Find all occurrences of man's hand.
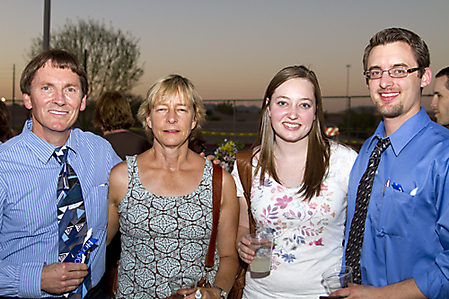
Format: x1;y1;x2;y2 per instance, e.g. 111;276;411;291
330;283;368;298
329;279;426;299
41;262;88;294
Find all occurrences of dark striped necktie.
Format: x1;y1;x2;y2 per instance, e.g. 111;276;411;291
345;137;391;284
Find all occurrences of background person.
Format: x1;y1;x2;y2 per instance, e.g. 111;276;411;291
0;101;14;144
234;65;357;298
430;66;449;128
335;28;449;299
107;74;239;298
0;49;121;298
188;129;207;154
93;90;152;159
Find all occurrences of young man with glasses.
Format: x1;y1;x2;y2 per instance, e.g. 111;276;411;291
333;28;449;299
430;66;449;128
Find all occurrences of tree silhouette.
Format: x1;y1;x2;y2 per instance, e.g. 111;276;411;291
28;18;144;101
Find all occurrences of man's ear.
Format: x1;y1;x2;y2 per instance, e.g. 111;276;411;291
420;67;432;89
79;95;87;112
23;93;32;110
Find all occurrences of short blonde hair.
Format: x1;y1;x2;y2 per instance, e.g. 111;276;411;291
137;74;206;140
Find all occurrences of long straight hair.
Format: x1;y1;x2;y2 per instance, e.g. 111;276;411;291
252;65;330;201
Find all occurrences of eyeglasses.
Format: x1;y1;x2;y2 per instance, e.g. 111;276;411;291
364;66;420;80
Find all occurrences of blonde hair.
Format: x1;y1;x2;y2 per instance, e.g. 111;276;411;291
137;74;206;140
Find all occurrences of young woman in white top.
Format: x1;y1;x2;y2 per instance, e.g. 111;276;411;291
233;65;357;298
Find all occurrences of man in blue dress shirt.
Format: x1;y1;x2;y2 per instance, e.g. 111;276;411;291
333;28;449;299
0;49;121;298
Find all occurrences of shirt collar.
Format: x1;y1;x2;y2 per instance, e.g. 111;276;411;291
370;107;430;156
22;119;78;164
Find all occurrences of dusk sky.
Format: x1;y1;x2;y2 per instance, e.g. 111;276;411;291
0;0;448;112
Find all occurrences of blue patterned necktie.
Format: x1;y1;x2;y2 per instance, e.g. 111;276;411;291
54;146;91;298
345;137;391;284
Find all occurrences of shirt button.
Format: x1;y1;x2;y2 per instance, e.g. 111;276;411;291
377;230;385;237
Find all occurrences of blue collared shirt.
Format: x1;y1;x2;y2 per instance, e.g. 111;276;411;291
344;107;449;299
0;119;121;298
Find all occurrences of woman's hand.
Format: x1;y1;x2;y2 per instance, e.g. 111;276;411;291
237;235;254;264
184;287;221;299
200;153;225;169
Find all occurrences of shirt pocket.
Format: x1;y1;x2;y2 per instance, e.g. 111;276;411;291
374;186;417;237
84;183;109;232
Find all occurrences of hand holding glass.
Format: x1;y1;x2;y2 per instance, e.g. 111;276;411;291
246;233;273;274
168;274;198;298
321;265;353;295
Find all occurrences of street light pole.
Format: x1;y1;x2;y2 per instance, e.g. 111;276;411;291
12;64;15;128
43;0;51;50
346;64;351;139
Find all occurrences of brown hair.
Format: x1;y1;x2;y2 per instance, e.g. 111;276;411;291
362;27;430;81
93;91;135;131
253;65;330;201
20;49;88;97
436;66;449;90
137;74;206;140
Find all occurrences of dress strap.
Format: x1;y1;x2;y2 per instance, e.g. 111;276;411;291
125;155;138;185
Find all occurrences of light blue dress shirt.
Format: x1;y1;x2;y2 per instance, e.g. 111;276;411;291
0;119;121;298
344;108;449;299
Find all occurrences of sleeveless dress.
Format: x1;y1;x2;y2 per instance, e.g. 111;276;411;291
116;156;219;298
232;143;358;298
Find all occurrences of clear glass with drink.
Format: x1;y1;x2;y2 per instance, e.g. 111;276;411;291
321;265;353;295
246;233;274;274
168;274;198;298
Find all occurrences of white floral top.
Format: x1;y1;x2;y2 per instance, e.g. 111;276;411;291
232;142;357;298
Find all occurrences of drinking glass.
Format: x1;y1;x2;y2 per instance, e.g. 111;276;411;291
168;274;198;298
321;265;353;295
246;233;274;274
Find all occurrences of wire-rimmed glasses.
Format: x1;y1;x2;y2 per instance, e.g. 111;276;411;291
364;66;420;80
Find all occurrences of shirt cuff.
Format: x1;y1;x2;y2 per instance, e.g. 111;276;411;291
19;262;44;298
413;264;449;299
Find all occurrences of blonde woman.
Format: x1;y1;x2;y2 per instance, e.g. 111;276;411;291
107;74;239;298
